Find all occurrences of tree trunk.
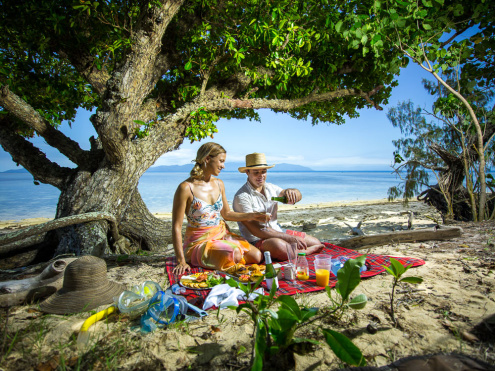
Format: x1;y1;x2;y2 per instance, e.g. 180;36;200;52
119;189;173;252
53;161;174;256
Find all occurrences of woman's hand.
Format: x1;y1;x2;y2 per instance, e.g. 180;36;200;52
173;261;191;275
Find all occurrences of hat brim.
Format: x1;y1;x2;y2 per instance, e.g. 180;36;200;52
238;164;275;173
39;281;125;315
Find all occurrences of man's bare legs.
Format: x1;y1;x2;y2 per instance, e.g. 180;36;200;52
304;235;325;255
259;235;324;261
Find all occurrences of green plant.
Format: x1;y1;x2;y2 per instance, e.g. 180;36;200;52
383;258;423;325
227;256;369;370
325;255;368;320
228;277;318;370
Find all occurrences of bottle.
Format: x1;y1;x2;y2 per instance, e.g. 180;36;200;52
264;251;279;291
296;252;309;280
271;196;288;203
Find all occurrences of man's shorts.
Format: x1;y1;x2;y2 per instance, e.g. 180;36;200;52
254;229;307;248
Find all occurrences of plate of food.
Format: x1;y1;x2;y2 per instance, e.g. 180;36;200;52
224;264;266;284
179;272;225;290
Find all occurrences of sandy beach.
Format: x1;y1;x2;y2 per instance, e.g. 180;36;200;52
1;200;494;370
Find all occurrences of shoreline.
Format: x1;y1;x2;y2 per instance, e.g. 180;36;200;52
0;198;397;229
0;199;432;239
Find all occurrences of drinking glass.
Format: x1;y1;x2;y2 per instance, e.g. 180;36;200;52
261;200;276;231
285;242;302;288
314;255;332;287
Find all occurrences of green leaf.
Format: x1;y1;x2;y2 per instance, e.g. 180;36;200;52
348;294;367;310
276;295;302;320
423;23;432;30
253;321;268;371
382;265;396;277
226;278;239;288
335;20;343;33
335;256;365;301
400;276;423;284
292;337;320;345
389;258;406;276
184;61;192;70
300;307;318;322
322;329;366;366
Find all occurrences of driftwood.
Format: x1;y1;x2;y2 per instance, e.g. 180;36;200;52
338;226;463;250
0;257;78;307
0;212;130;255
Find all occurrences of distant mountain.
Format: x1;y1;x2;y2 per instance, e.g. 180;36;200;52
147;162;313;173
2;168;29;173
2;163;313;174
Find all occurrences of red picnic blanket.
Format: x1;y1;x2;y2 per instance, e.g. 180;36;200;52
165;242;425;305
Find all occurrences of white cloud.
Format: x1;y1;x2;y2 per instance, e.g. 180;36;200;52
153;148;197;166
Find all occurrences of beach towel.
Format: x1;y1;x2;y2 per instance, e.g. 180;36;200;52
165;242;425;305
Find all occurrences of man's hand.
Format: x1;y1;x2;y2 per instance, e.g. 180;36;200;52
251;211;271;223
289;236;307;250
173;261;191;275
284;189;302;205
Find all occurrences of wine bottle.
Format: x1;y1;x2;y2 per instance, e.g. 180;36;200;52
271;196;288;203
263;251;279;291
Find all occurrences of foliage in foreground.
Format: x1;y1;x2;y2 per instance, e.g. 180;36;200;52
228;256;368;370
383;258;423;325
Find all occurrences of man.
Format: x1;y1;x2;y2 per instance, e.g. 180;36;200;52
233;153;324;261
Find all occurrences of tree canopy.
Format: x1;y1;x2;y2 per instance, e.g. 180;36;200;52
0;0;409;255
1;0;402;154
6;0;493;255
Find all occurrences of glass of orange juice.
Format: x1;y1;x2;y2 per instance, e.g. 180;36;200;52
314;255;332;287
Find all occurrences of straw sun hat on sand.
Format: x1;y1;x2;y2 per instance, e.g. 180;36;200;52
40;255;125;315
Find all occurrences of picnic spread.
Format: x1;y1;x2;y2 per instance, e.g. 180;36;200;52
165;242;425;307
23;242;424;338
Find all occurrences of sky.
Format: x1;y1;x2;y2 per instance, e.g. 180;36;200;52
0;63;436;172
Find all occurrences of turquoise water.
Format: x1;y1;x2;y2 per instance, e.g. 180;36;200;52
0;171;415;221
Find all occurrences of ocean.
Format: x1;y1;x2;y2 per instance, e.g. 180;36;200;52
0;171;415;221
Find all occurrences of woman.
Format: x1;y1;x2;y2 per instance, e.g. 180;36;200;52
172;143;267;275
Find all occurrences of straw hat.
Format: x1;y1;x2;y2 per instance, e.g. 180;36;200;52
39;256;125;314
238;153;275;173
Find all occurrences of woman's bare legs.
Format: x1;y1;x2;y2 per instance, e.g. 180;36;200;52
235;245;263;264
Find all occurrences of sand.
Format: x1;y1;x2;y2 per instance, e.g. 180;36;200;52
1;200;494;370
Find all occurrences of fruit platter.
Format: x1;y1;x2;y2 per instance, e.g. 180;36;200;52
179;272;225;290
224;263;266;283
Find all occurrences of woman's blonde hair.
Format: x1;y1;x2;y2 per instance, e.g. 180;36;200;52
190;142;226;180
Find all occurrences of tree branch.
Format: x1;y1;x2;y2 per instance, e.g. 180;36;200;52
200;55;224;98
93;0;185;164
57;49;110;96
148;85;384;153
0;84;91;167
0;118;73;189
203;85;385;111
439;27;469;48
